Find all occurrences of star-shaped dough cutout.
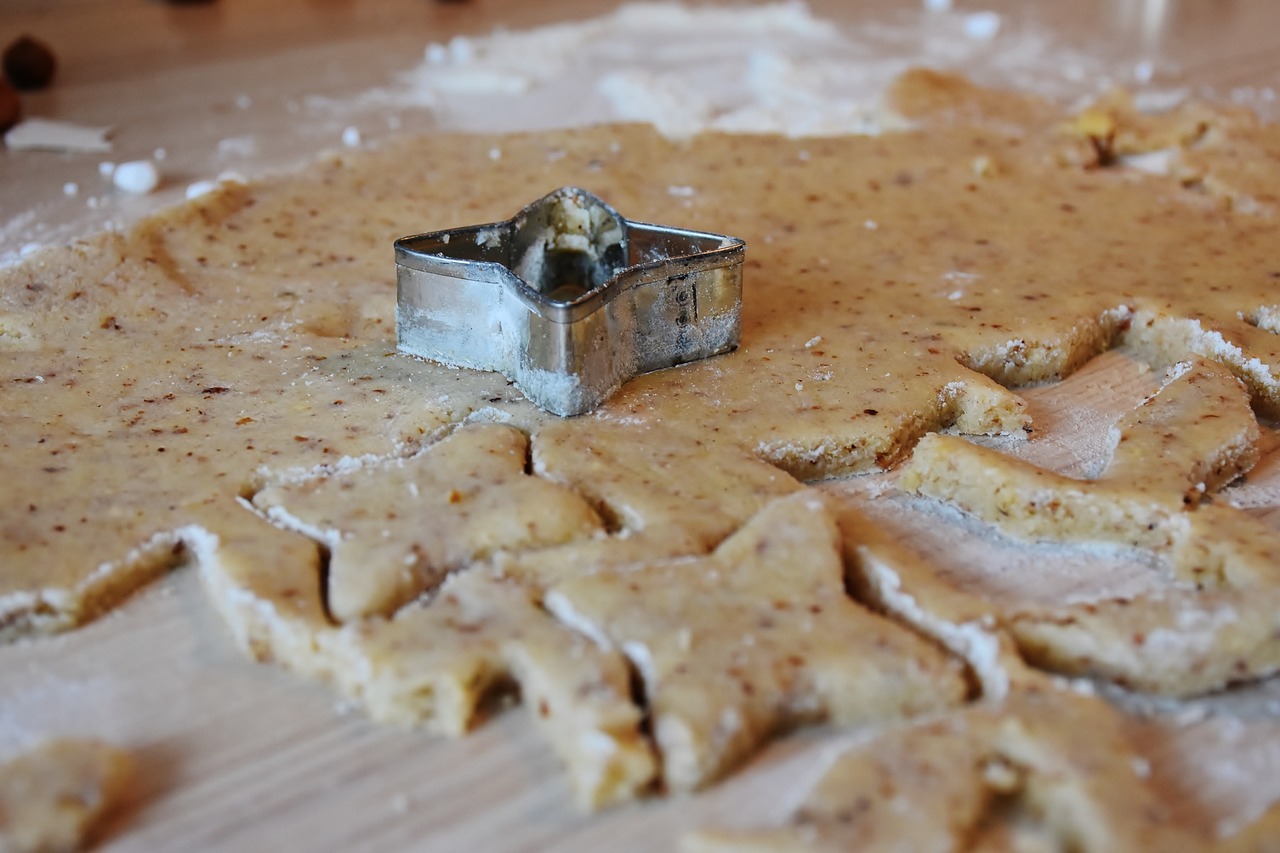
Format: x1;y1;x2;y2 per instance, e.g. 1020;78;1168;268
253;424;603;621
544;492;968;791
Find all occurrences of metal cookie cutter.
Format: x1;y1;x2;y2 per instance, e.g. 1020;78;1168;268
395;186;744;416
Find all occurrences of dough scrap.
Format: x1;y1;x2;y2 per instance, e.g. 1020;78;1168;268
192;502;652;811
338;568;657;810
1125;310;1280;421
899;358;1280;694
1007;584;1280;696
684;686;1196;852
0;739;132;853
495;418;806;586
1100;359;1260;501
253;423;603;621
902;357;1262;573
533;419;802;550
902;432;1184;552
544;492;969;792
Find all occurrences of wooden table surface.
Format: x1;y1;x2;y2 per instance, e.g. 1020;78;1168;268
2;2;1280;850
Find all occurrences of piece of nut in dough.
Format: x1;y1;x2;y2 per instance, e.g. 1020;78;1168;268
545;492;968;792
0;739;132;853
1064;88;1244;165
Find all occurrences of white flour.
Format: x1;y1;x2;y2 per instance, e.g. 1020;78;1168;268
376;1;1114;138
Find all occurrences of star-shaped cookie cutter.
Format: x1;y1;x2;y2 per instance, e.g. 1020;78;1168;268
395;186;745;416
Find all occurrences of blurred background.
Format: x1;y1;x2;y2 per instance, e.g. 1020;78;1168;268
2;0;1278;260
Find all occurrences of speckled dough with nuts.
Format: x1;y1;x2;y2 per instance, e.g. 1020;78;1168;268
4;70;1280;846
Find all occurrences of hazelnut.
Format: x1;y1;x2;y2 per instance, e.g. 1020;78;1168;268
3;35;57;91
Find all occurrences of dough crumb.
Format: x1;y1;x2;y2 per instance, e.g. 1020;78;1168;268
0;739;133;853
